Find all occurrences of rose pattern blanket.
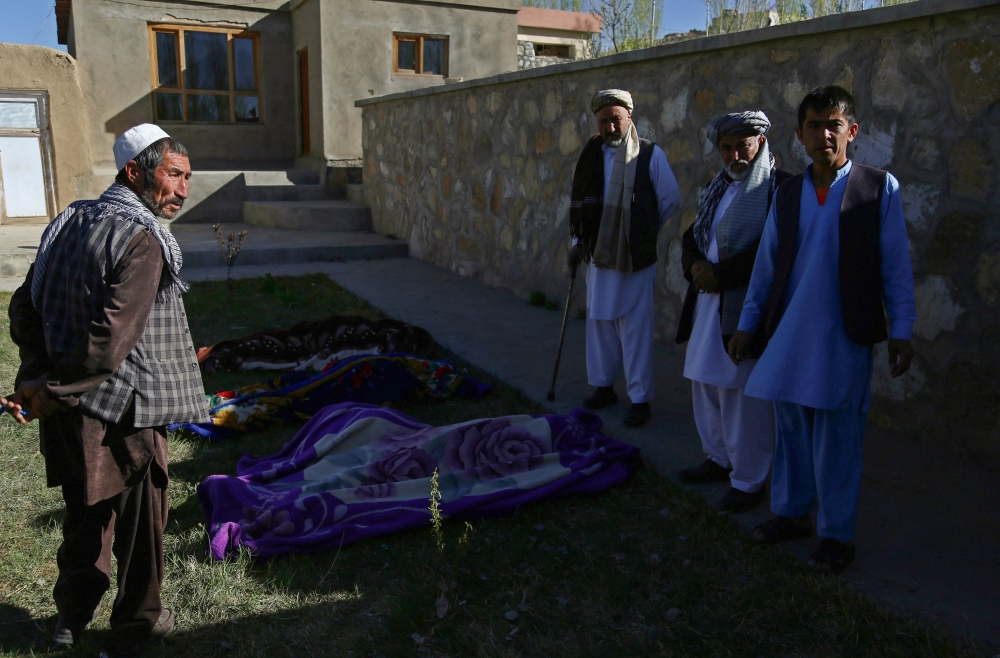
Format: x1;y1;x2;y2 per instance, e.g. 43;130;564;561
170;353;490;441
197;402;641;559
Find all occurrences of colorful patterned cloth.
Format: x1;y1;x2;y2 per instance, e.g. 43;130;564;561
170;353;490;441
197;403;641;559
198;315;435;373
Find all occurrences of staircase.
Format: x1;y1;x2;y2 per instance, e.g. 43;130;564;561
0;167;405;287
169;167;406;271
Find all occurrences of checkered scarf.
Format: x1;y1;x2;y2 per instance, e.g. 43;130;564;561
32;183;188;307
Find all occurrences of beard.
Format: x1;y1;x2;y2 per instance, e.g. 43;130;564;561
604;133;624;148
726;159;751;181
140;188;184;219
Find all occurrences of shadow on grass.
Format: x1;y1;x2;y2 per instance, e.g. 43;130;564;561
32;507;66;529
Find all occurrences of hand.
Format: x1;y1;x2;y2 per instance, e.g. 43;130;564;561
566;243;583;278
0;394;30;425
690;260;720;294
727;330;754;366
11;376;65;422
887;338;914;378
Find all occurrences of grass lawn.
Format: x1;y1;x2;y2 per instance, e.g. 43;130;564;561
0;274;987;657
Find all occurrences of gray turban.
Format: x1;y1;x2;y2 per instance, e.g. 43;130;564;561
706;111;771;146
592;89;633;114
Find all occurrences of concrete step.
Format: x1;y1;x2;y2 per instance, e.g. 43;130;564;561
245;184;342;202
243;169;320;186
172;223;407;269
346;183;366;206
243;200;372;231
166;169;324;224
0;224;45;279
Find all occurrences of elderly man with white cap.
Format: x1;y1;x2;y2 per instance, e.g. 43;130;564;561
674;111;792;513
567;89;682;427
3;125;208;657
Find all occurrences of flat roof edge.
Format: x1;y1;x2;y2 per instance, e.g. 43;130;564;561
356;0;1000;107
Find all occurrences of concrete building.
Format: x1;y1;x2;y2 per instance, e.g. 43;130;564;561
517;6;601;69
0;0;521;225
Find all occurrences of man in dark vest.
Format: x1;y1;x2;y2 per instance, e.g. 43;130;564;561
3;124;209;657
567;89;681;428
728;87;916;573
675;111;792;514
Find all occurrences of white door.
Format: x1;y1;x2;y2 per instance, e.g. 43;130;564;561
0;97;51;222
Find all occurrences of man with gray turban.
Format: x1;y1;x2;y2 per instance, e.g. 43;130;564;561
674;111;791;513
3;124;207;656
568;89;682;427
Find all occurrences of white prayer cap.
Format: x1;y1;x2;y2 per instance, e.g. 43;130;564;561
113;124;171;171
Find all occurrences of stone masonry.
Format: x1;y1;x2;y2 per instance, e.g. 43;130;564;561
360;0;1000;467
518;40;577;70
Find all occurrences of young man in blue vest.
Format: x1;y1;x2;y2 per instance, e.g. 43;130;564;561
567;89;682;428
728;86;916;573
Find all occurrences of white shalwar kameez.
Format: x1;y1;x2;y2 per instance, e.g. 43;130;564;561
683;178;774;493
585;143;681;404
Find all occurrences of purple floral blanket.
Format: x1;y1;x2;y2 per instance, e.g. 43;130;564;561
197;403;640;559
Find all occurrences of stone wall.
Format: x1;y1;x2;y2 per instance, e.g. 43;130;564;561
359;0;1000;466
517;41;573;71
518;40;578;70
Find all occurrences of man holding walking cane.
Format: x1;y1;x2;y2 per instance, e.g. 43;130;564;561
566;89;681;427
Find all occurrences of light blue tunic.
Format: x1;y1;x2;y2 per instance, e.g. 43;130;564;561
737;161;916;411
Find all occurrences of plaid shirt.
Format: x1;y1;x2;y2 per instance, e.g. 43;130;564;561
38;208;208;426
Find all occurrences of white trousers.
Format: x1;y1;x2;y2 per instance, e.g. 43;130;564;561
691;380;775;492
586;298;655;404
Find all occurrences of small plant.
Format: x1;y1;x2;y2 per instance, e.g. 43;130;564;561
544;299;559;310
259;273;278;294
258;272;309;309
528;291;547;307
212;224;249;288
428;468;474;620
576;309;587;320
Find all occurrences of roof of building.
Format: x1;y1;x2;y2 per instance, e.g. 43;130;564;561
517;7;602;34
56;0;71;45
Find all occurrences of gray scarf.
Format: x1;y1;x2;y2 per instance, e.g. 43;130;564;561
32;183;188;307
693;140;774;335
592;122;641;274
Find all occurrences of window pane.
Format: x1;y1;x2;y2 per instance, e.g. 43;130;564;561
423;39;445;75
155;32;178;86
185;31;230;91
397;39;416;71
234;37;256;91
187;94;230;122
155;92;183;121
0;101;38;129
235;96;259;122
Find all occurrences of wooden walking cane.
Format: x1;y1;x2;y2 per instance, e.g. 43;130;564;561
546;264;577;402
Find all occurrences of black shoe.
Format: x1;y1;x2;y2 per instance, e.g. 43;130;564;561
751;515;812;544
622;402;650;427
677;458;732;484
717;486;766;513
583;386;618;410
807;538;856;574
51;605;101;651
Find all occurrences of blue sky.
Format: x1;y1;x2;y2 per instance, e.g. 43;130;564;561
0;0;66;51
0;0;706;52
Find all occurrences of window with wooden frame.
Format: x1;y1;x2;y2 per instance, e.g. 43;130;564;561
392;34;448;77
149;24;262;123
